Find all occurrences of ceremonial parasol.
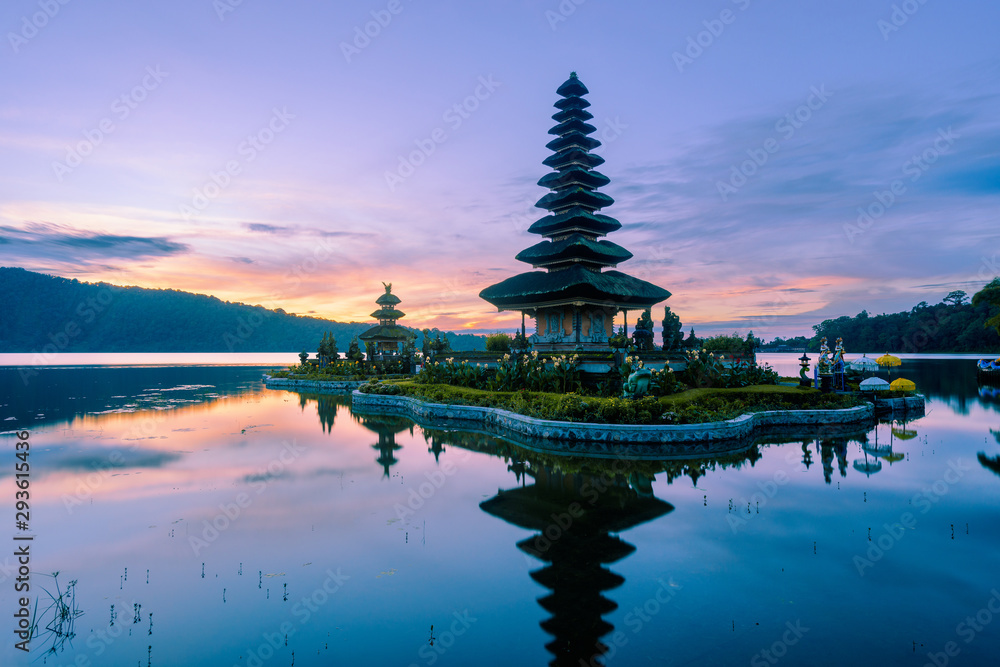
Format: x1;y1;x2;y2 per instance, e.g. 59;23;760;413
860;377;890;391
889;378;916;392
849;355;879;372
876;353;902;368
853;450;883;477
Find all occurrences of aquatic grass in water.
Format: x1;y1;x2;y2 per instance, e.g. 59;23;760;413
29;572;84;659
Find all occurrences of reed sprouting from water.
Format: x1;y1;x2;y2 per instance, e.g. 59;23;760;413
30;572;85;658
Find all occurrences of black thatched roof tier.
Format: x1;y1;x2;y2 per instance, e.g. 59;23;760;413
517;534;636;565
535;186;614;212
553;95;590;111
537;166;610;191
370;308;405;320
548;118;597;136
479;265;670;310
552;107;594;123
526;207;622;237
480;478;674;534
556;72;589;97
515;234;632;268
542;147;605;171
358;324;416;341
545;132;601;154
375;292;401;306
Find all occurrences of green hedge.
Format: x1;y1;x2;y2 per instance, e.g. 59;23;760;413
358;381;863;425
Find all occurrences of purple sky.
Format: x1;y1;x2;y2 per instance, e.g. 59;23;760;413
1;0;998;340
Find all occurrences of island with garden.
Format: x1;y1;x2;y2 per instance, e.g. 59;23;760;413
265;73;927;446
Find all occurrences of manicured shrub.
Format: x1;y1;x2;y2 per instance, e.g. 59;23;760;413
364;381;863;425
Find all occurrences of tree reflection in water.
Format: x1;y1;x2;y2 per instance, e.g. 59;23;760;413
978;428;1000;477
296;392;351;434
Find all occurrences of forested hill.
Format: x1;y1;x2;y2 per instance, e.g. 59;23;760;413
0;267;485;353
765;290;1000;354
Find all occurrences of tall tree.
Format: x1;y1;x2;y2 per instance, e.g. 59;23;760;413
942;290;968;307
973;278;1000;337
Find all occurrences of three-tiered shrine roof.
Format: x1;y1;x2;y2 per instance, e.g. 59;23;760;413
359;283;415;349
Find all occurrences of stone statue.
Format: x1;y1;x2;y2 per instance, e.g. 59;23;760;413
622;359;652;399
382;282;392;293
632;309;655;351
832;337;845;368
818;337;832;375
661;306;683;351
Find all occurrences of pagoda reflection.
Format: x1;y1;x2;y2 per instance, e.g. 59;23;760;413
353;414;414;477
481;463;673;667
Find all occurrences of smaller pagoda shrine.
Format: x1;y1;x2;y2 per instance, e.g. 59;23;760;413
358;283;416;358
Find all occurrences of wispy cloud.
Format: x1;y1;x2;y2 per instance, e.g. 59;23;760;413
0;222;189;264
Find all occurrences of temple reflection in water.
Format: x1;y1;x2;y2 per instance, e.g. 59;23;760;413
482;463;672;666
289;391;919;664
353;413;414;477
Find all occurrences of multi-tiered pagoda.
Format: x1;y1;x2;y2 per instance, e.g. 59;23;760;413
480;72;671;351
358;283;416;357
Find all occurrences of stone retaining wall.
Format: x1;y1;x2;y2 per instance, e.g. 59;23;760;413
350;390;882;445
873;395;925;413
262;376;365;393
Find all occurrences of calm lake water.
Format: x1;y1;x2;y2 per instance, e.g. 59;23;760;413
1;354;999;667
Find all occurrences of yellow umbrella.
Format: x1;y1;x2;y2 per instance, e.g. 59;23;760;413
890;378;916;392
876;353;902;368
891;426;918;440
